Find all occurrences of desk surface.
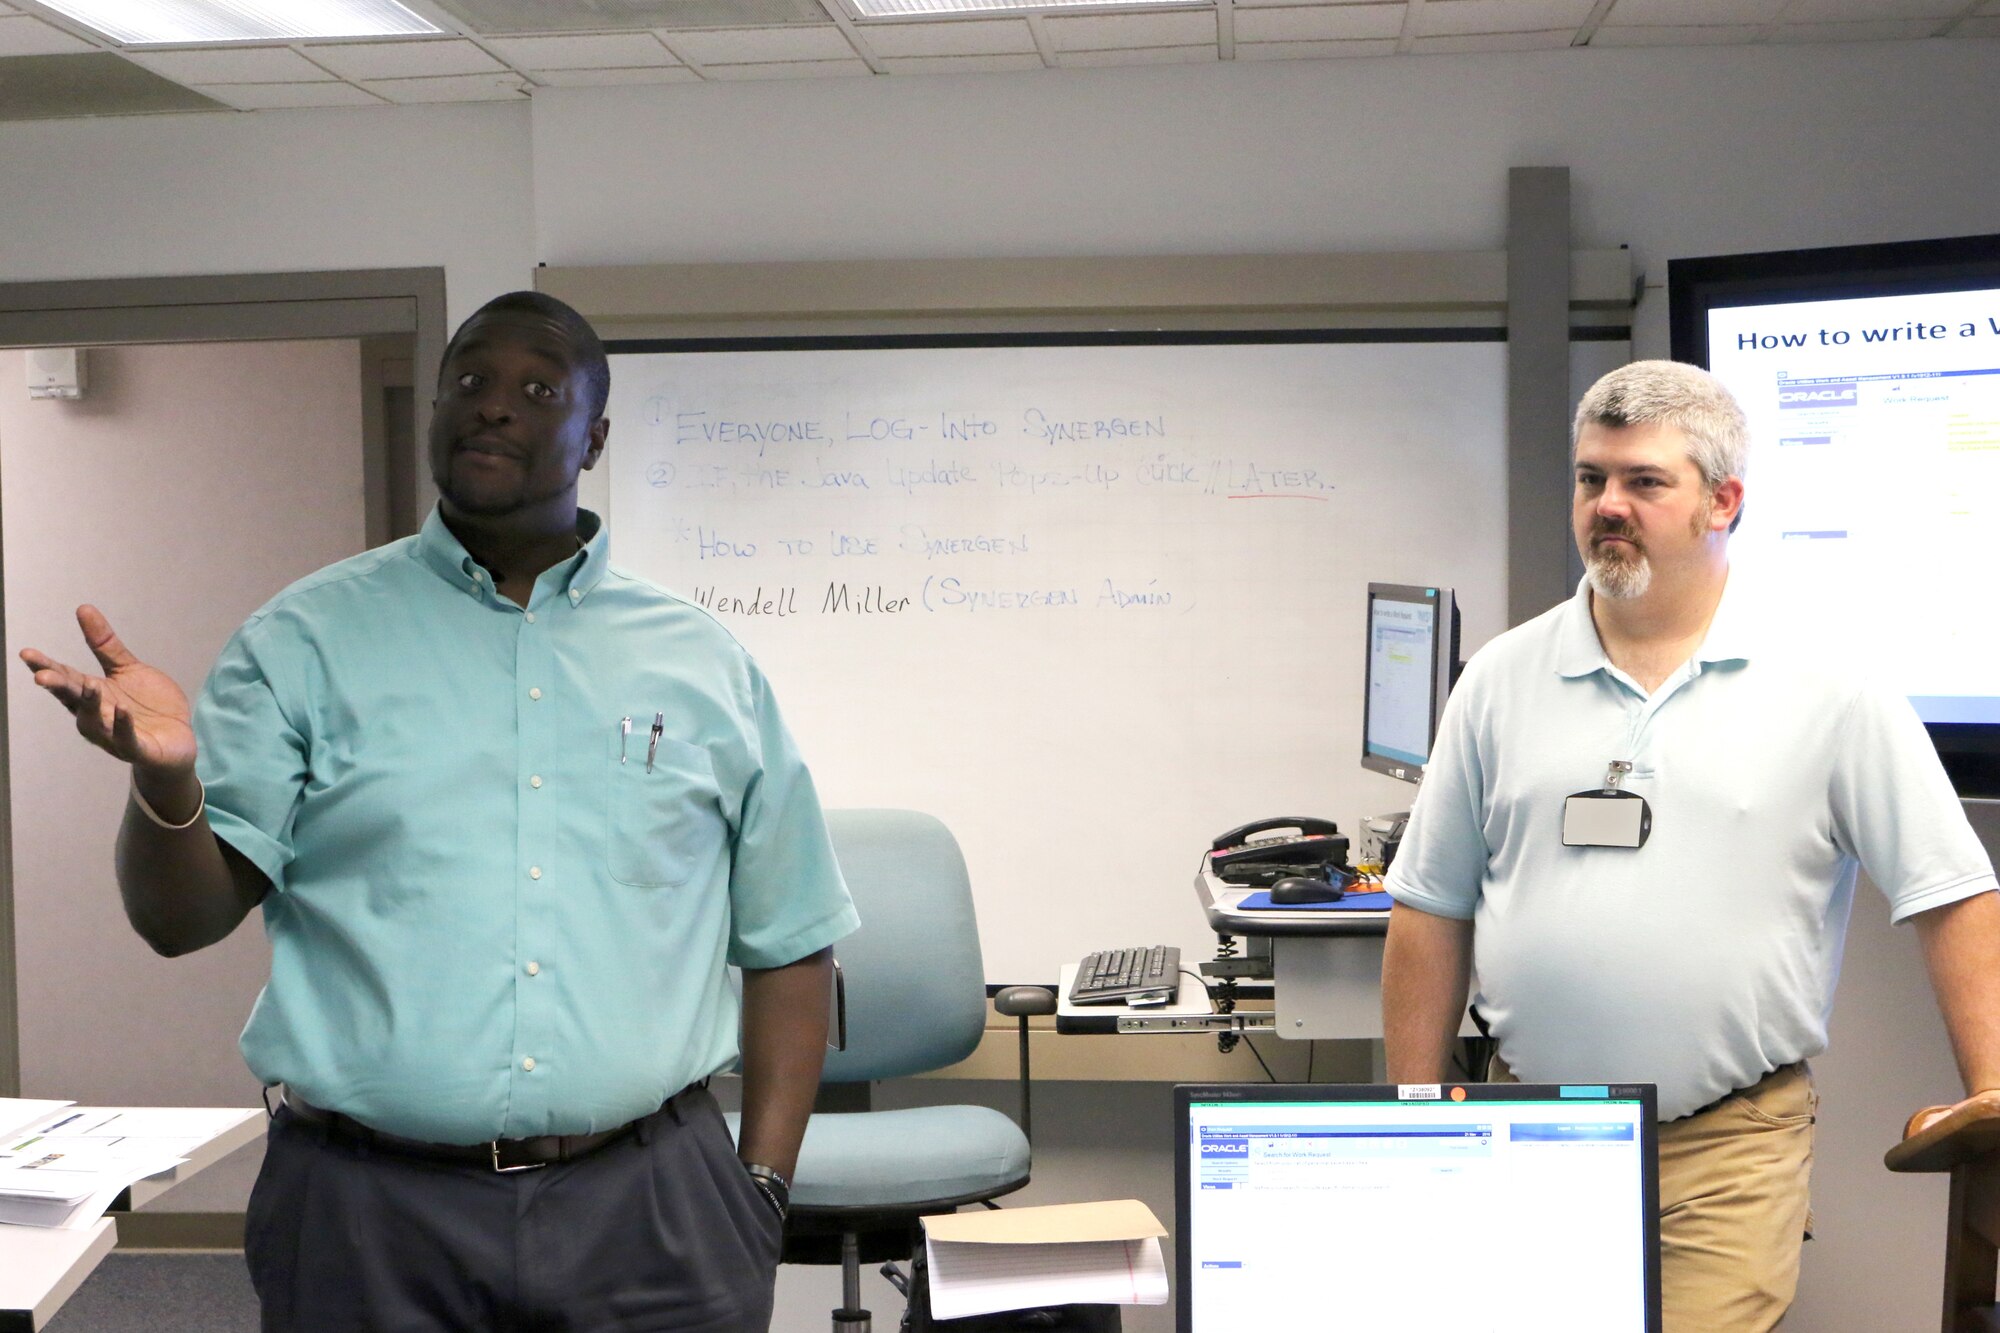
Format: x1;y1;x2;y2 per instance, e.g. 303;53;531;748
2;1106;263;1332
115;1107;264;1211
1196;864;1390;938
0;1219;116;1333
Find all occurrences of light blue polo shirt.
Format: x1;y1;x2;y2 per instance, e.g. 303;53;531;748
1387;574;1995;1119
195;507;858;1143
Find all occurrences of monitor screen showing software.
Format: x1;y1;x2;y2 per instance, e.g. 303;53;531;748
1702;284;2000;729
1363;583;1454;782
1669;233;2000;797
1177;1085;1660;1333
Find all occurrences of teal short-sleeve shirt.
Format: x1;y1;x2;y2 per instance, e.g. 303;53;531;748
196;507;858;1143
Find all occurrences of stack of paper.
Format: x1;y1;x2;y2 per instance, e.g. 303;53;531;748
922;1199;1169;1322
0;1101;190;1230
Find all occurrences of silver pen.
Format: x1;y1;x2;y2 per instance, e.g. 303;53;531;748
646;712;664;773
620;716;632;763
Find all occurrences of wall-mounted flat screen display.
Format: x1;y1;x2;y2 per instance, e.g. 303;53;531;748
1670;233;2000;799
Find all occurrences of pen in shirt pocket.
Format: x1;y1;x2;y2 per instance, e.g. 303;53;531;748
620;715;631;763
646;712;664;773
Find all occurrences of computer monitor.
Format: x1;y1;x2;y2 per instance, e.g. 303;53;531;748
1176;1083;1662;1333
1360;582;1460;784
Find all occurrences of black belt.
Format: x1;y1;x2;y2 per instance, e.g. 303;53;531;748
282;1085;702;1173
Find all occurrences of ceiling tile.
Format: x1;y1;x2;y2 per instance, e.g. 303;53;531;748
0;51;227;119
1978;1;2000;15
307;39;504;80
1599;0;1787;21
669;25;855;62
484;32;676;69
195;82;385;109
362;72;528;101
881;51;1043;70
530;65;703;84
699;57;873;77
1411;28;1575;49
1045;10;1216;48
1419;0;1597;35
1588;23;1761;43
1781;0;1961;18
126;47;337;84
1234;5;1405;41
1952;14;2000;33
432;0;833;31
857;19;1035;56
0;14;96;56
1767;18;1941;39
1233;35;1399;55
0;2;20;12
1061;43;1218;63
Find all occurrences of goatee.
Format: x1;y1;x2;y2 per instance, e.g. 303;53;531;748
1585;532;1651;600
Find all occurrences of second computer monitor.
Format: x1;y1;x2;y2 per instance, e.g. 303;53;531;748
1361;582;1459;784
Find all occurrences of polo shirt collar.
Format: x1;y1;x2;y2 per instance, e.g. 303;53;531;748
1554;566;1753;680
1691;565;1752;667
414;504;610;601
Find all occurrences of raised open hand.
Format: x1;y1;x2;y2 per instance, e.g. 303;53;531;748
18;605;196;776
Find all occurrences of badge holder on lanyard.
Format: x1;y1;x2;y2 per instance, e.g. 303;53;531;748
1562;760;1652;849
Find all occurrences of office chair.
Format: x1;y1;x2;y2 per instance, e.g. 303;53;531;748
728;808;1046;1333
1886;1091;2000;1332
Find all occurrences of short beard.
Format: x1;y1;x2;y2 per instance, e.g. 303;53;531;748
1586;545;1651;600
1584;491;1714;602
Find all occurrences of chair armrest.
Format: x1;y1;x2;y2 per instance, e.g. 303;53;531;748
993;986;1057;1018
1886;1091;2000;1173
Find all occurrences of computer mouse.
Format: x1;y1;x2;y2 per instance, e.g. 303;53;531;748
1270;875;1343;905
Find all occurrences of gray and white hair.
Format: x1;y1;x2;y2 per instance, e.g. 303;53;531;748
1572;359;1750;491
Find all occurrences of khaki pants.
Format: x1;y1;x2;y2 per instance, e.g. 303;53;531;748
1490;1055;1816;1333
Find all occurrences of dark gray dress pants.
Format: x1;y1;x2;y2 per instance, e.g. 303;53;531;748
245;1086;783;1332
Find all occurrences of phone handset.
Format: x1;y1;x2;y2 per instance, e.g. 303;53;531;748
1210;816;1342;852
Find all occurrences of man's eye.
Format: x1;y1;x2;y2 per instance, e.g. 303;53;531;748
455;371;481;390
525;381;556;400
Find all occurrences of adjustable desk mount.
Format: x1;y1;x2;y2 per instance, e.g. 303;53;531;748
1195;856;1474;1043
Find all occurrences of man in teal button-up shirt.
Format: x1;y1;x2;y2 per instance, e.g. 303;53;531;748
23;292;858;1330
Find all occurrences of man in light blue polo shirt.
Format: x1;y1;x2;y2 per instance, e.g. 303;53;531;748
1382;359;2000;1332
21;291;858;1330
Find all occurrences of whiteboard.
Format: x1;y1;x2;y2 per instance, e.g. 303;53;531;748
602;340;1507;981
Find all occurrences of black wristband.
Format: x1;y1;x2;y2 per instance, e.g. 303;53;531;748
744;1162;790;1221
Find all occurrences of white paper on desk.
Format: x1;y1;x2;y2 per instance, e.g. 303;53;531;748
0;1098;74;1145
52;1107;255;1142
0;1137;187;1229
33;1107;258;1173
925;1235;1168;1320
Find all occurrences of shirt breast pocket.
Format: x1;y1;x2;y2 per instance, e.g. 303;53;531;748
608;737;728;889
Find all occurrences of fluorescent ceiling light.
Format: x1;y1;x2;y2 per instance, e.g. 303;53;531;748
850;0;1201;14
33;0;444;45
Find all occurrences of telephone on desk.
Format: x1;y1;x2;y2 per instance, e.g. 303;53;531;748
1208;816;1356;902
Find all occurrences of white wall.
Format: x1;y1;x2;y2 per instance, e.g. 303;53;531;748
0;102;533;329
2;39;1997;1329
0;341;368;1207
529;42;2000;355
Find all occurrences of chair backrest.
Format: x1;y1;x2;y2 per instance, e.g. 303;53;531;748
820;809;987;1084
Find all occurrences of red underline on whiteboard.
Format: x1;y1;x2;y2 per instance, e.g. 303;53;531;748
1225;493;1331;501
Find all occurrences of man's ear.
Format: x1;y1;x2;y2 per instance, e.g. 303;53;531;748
1710;476;1745;532
582;417;609;472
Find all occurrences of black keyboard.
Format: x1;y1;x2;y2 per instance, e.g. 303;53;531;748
1068;945;1181;1005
